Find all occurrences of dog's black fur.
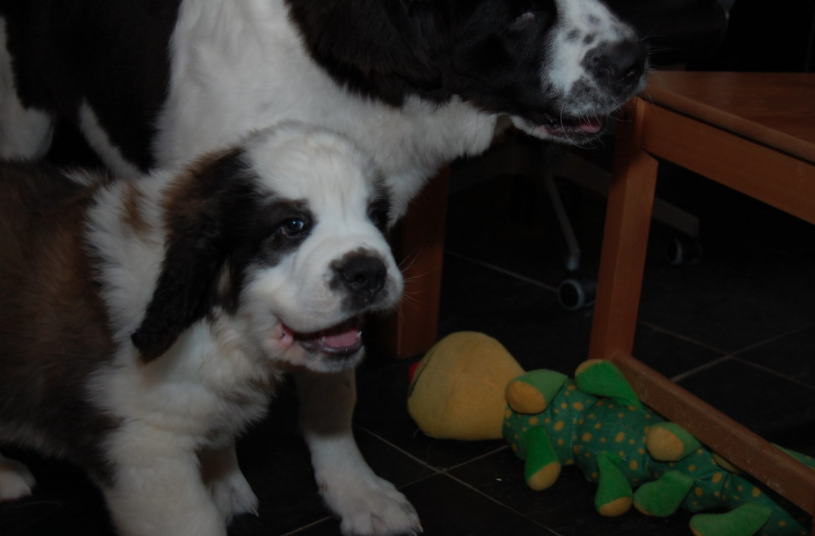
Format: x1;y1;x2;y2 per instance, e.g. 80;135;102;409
0;0;647;175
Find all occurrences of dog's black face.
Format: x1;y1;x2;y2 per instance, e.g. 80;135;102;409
286;0;648;145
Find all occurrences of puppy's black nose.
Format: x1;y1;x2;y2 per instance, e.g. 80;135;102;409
336;254;387;299
587;39;648;85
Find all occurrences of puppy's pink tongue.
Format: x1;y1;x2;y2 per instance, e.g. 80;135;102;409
322;328;361;349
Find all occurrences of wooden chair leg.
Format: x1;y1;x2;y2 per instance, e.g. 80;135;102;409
589;98;659;361
369;167;449;359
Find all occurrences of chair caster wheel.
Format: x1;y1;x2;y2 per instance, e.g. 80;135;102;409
664;237;702;266
558;276;597;311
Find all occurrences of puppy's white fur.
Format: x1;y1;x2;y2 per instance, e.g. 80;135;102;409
0;124;416;536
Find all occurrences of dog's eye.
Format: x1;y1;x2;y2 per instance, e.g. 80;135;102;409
280;218;307;237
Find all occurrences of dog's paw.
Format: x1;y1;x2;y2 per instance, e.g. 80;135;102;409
209;470;259;522
321;474;422;536
0;456;36;500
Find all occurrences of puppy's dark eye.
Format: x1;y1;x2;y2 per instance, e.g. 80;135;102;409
280;218;307;237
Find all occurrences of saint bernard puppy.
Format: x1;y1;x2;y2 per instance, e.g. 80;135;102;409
0;123;416;536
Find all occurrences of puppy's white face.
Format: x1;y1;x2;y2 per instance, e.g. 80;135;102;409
130;125;402;373
236;128;402;372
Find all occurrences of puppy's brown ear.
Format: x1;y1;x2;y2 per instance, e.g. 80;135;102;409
131;150;252;362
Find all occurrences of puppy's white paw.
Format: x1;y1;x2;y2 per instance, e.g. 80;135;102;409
209;470;259;522
322;474;422;536
0;456;36;500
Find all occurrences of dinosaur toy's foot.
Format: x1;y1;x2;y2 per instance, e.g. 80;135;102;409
690;503;772;536
506;369;568;414
633;471;695;517
523;427;562;491
595;453;633;517
645;422;701;462
574;360;642;409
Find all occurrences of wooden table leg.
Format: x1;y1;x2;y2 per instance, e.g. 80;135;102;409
589;98;659;361
369;167;449;359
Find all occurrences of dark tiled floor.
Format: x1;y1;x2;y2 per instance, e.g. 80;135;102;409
2;144;815;536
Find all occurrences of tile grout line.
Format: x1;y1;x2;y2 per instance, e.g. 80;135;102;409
354;425;452;478
445;250;560;293
669;354;736;383
734;357;815;392
638;321;726;355
356;427;565;533
442;471;562;536
667;324;815;384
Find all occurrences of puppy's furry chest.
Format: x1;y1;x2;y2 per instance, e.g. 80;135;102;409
92;326;282;445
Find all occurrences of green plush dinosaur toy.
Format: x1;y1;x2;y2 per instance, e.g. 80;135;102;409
408;332;815;536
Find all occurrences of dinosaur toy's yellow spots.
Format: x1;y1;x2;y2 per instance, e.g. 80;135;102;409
554;421;565;431
688;465;696;472
582;433;593;442
600;437;607;443
695;487;704;496
568;384;577;390
557;438;564;446
779;520;787;527
712;472;723;484
629;460;638;471
529;417;539;426
752;487;761;498
629;439;637;446
618;413;625;419
615;432;626;443
573;402;584;410
594;422;602;430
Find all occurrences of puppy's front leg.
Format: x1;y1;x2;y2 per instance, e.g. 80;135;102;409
102;429;226;536
199;441;259;522
295;368;422;536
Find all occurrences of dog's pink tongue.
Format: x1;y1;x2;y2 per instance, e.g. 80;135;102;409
579;117;604;133
322;328;361;349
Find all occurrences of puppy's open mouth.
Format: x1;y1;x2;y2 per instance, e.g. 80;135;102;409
280;318;363;356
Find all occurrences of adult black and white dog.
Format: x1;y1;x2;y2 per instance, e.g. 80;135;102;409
0;123;414;536
0;0;648;221
0;1;648;534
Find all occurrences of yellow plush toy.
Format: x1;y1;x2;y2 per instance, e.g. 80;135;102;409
407;331;523;440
